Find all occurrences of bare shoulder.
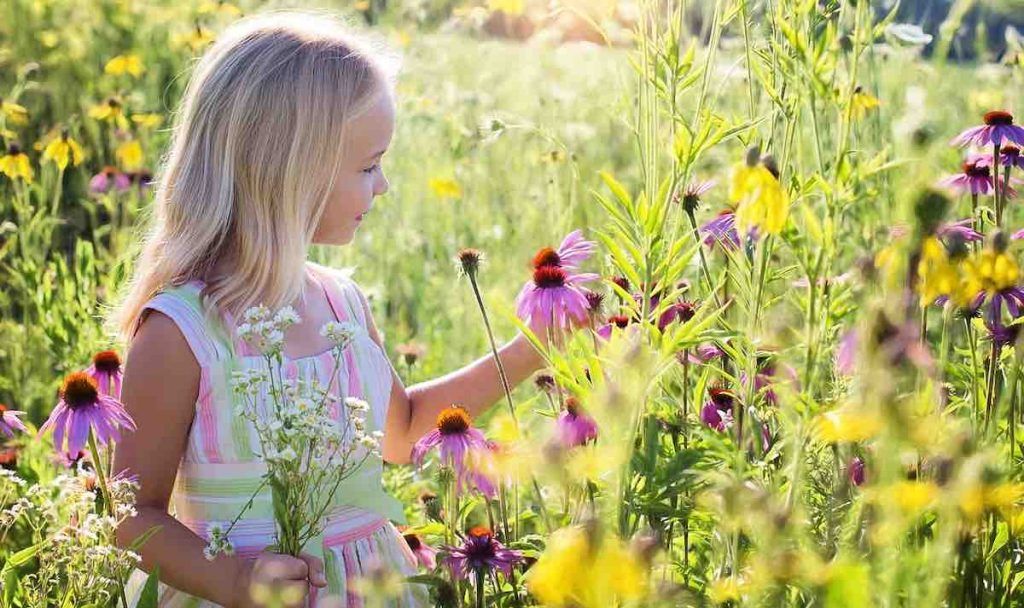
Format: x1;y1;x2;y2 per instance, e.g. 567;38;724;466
124;309;201;403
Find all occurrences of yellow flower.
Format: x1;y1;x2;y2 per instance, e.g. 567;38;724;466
38;30;60;48
488;0;525;15
131;113;164;129
104;54;145;77
878;480;939;514
958;249;1020;303
730;162;789;236
1;100;29;125
353;0;370;10
198;0;241;16
89;98;131;130
708;576;746;604
525;526;647;608
540;149;565;163
41;132;85;170
961;483;1024;521
0;145;34;183
916;236;962;307
173;24;216;51
428;177;462;199
116;139;144;171
850;87;880;120
814;407;882;443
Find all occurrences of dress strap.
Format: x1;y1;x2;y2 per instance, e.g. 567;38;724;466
132;281;236;367
308;263;368;329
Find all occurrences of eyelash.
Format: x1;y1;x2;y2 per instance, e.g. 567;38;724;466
363;164;380;174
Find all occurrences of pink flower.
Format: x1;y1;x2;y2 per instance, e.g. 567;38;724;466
554;397;598;448
700;387;736;432
532;229;596;271
89;166;132;194
87;350;123;399
516;266;599;332
937;218;983;243
411;406;489;492
403;533;438;570
40;371;136;458
444;526;523;580
951;111;1024;148
700;209;741;250
835;329;858;376
596;314;631;340
676;179;716;211
937;155;999;195
848;456;866;486
0;404;27;438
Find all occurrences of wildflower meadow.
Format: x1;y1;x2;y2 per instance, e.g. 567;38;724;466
2;0;1024;606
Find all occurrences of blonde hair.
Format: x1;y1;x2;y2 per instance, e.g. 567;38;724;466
108;9;400;345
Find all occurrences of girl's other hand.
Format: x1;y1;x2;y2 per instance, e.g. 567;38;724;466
232;551;328;608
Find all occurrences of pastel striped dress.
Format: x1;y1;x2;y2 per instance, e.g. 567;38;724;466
124;262;429;607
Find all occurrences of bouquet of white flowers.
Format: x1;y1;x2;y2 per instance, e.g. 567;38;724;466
205;305;382;559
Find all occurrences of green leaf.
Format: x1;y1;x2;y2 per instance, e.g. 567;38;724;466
137;566;161;608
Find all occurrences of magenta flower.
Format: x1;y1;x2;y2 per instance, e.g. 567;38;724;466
677;179;716;211
657;300;697;331
555;397;598;448
742;358;799;407
516;266;599;332
984;287;1024;346
444;526;523;580
937;218;983;243
530;229;597;271
700;209;741;250
596;314;631;340
87;350;123;398
40;371;136;457
700;387;736;432
411;406;489;490
951;111;1024;148
937;155;998;195
0;404;27;438
465;441;502;500
679;343;725;365
997;145;1024;169
848;456;866;486
835;329;858;376
403;533;438;570
89;166;132;194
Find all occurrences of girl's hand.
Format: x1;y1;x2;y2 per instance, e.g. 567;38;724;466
231;551;328;608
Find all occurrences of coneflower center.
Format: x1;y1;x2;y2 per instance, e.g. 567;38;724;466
610;315;630;328
404;534;423;550
984;110;1014;126
963;162;991;179
93;350;122;373
564;397;581;417
533;266;567;288
532;247;562;269
436;406;471;435
61;372;99;410
1003;145;1021;158
709;387;735;409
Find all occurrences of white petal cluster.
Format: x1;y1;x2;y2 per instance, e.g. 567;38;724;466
237;304;302;357
203;522;236;561
321;320;359;349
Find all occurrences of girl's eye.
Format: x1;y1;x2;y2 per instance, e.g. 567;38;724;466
363;164;379;174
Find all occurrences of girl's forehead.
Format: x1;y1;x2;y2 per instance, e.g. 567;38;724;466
349;93;395;152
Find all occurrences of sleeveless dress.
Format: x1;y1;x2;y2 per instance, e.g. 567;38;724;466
123;262;429;608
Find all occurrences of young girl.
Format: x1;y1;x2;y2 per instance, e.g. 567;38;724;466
111;11;554;607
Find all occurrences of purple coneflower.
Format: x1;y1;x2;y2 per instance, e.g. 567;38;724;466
444;526;523;580
530;229;596;271
657;299;696;331
596;314;631;340
676;179;716;212
984;287;1024;346
937;218;983;243
0;404;27;438
835;329;858;376
89;166;131;194
516;266;599;332
404;533;438;570
41;371;136;457
555;397;598;448
997;145;1024;169
700;209;741;250
951;111;1024;148
937;155;999;196
700;386;736;432
87;350;123;398
411;405;489;490
465;440;502;500
848;456;866;486
679;343;725;365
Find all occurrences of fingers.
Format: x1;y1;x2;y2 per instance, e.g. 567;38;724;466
258;554;309;581
299;552;328;588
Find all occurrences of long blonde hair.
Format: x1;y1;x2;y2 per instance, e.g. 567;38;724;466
108;9;400;345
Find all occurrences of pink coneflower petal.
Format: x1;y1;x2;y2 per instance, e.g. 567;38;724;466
555;229;597;269
411;406;489;494
555;397;599;448
0;405;27;438
952;112;1024;148
41;371;136;458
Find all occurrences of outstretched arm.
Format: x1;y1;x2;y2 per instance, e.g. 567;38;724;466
351;288;547;464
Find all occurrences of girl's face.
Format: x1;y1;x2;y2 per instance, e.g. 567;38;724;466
313;90;394;246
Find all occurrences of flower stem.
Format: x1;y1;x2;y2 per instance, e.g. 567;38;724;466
467;273;518;427
87;430;115;519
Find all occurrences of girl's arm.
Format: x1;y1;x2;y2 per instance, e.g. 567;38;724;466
113;311;325;607
354;289;549;464
113;311;252;605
